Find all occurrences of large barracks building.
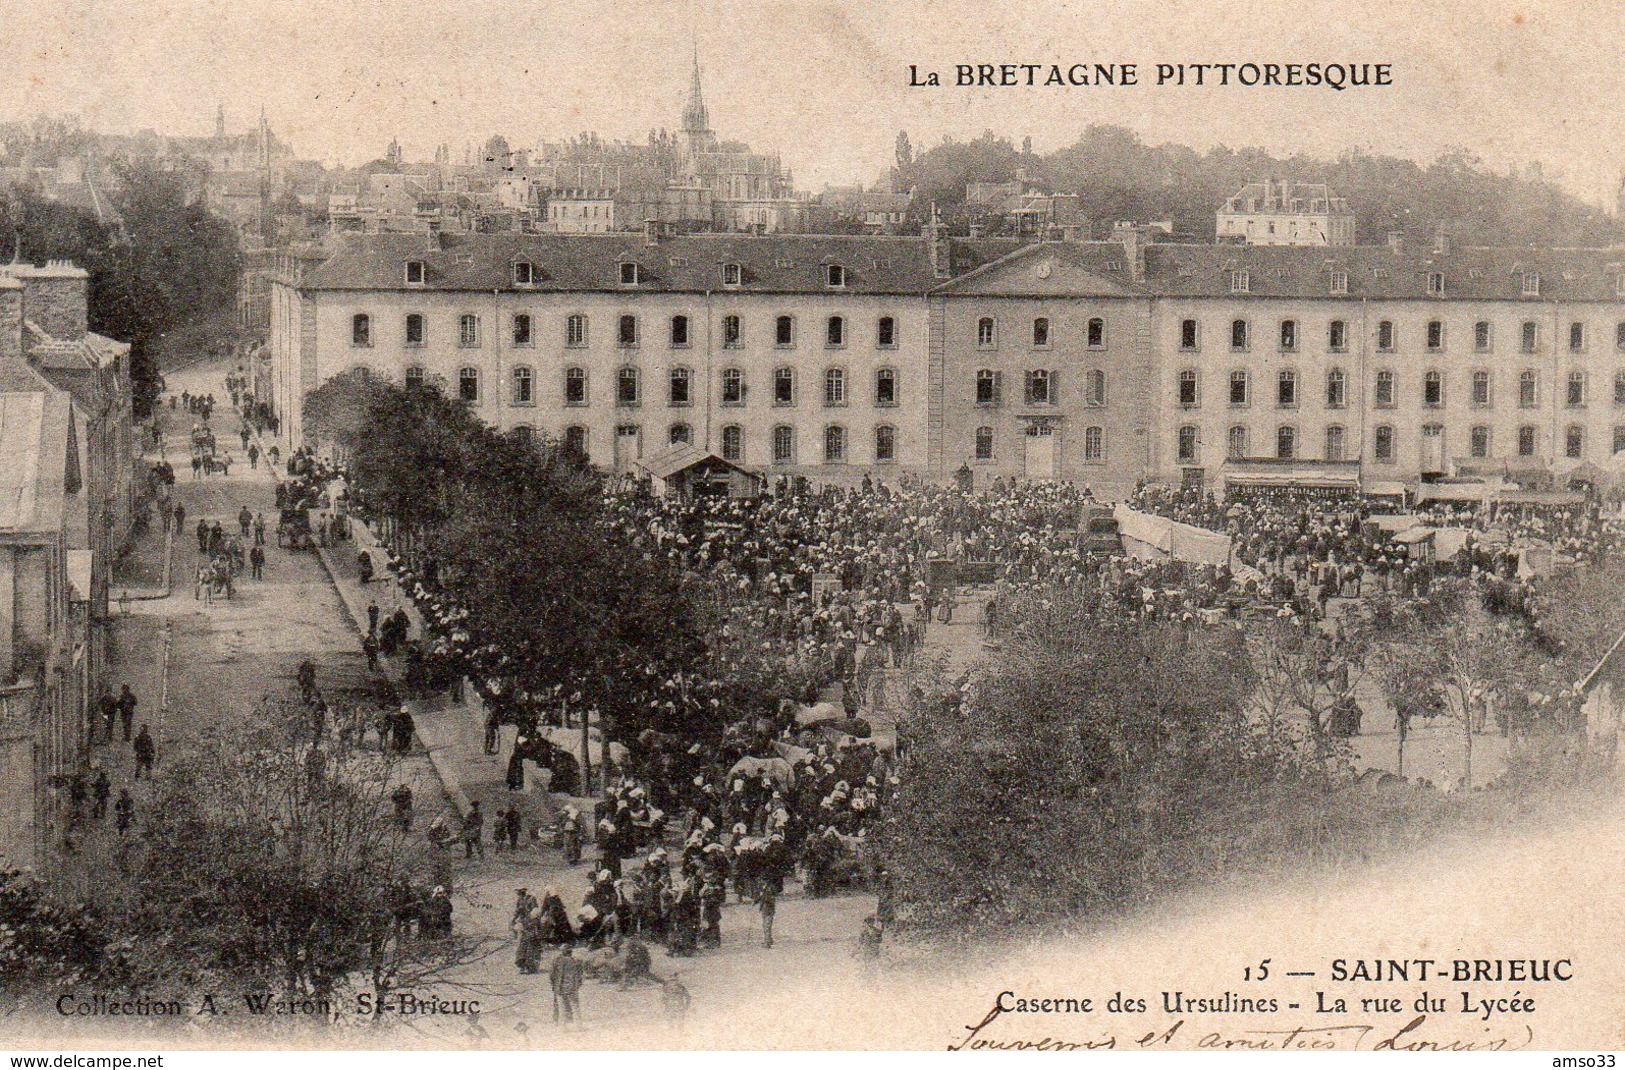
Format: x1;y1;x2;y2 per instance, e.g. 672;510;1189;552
270;226;1625;499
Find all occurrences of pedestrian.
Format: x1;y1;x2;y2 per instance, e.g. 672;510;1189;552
92;768;110;820
197;564;213;604
504;805;522;851
238;505;252;537
96;690;117;744
114;789;134;836
367;601;381;634
549;946;584;1024
133;725;155;779
391;784;414;831
358;549;374;584
116;684;138;742
240;427;250;451
248;442;260;470
253;512;266;546
758;881;777;949
173;503;185;535
196;518;209;553
362;631;379;671
191;454;202;481
250;543;265;580
463;800;485;860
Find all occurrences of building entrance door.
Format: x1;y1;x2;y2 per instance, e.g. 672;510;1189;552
614;423;643;472
1024;424;1058;480
1420;423;1445;474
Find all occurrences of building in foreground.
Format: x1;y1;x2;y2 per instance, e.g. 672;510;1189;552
1216;178;1356;247
269;228;1625;500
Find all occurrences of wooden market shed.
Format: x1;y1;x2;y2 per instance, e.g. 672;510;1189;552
637;444;763;501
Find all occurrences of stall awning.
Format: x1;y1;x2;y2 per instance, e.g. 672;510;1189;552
1221;459;1361;489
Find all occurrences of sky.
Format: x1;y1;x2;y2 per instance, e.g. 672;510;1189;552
6;0;1625;206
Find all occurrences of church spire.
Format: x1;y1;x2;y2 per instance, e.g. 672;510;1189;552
682;43;710;138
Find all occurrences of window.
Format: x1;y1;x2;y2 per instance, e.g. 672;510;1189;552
564;367;587;406
878;316;897;348
1180;319;1199;350
404;260;425;285
1227;425;1248;460
721;262;742;287
458;366;479;403
824;367;847;406
774;367;796;406
1374;425;1395;463
722;314;742;348
1279;319;1298;352
1324;424;1346;461
1617;322;1625;351
1032;317;1050;347
1475;321;1492;352
512;424;534;447
1375;370;1395;408
1616;372;1625;407
1229;269;1250;294
776;315;795;347
405;313;425;346
669;366;692;406
458;314;480;348
1424;370;1443;408
824;424;847;463
1522;272;1541;297
1276;425;1297;460
1518;425;1537;456
351;313;371;347
772;425;795;464
1229;370;1249;406
1377;320;1395;352
1519;370;1539;408
1570;322;1586;353
1085;369;1106;407
670;315;690;347
1087;317;1105;348
977;317;996;348
404;365;425;390
826;315;845;347
1426;320;1444;352
1521;321;1538;353
1026;369;1052;406
1326;368;1346;408
1177;424;1199;463
512;313;533;347
875;368;897;407
513;261;534;286
669;422;692;446
619;261;640;286
974;426;995;461
1178;369;1199;408
1427;271;1445;296
826;264;846;288
721;424;743;462
1084;426;1104;462
875;425;897;463
1231;319;1249;351
722;368;745;406
563;426;588;455
1328;319;1348;352
1615;426;1625;455
1568;371;1587;407
976;369;1002;407
1277;368;1297;407
511;365;533;405
618;314;639;348
1472;370;1491;406
617;366;640;406
1329;270;1348;295
1470;425;1490;458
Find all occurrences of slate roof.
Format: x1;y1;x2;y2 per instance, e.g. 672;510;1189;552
0;391;68;535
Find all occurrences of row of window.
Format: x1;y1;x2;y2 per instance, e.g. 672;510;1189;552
1180;316;1623;355
970;426;1109;463
351;312;902;351
972;369;1105;407
402;259;858;290
1222;268;1558;298
1174;423;1612;464
393;363;903;408
975;316;1108;350
538;422;899;465
1176;367;1618;410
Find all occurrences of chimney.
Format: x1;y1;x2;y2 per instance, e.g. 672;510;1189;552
426;219;442;252
0;277;24;369
19;261;88;340
644;218;664;247
1387;231;1405;254
1119;226;1146;283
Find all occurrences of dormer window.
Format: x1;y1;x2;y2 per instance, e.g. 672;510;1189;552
722;262;742;287
1522;272;1541;297
826;264;846;288
1229;269;1250;294
1328;271;1348;295
404;260;425;285
1427;271;1445;296
513;261;535;286
619;261;641;286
